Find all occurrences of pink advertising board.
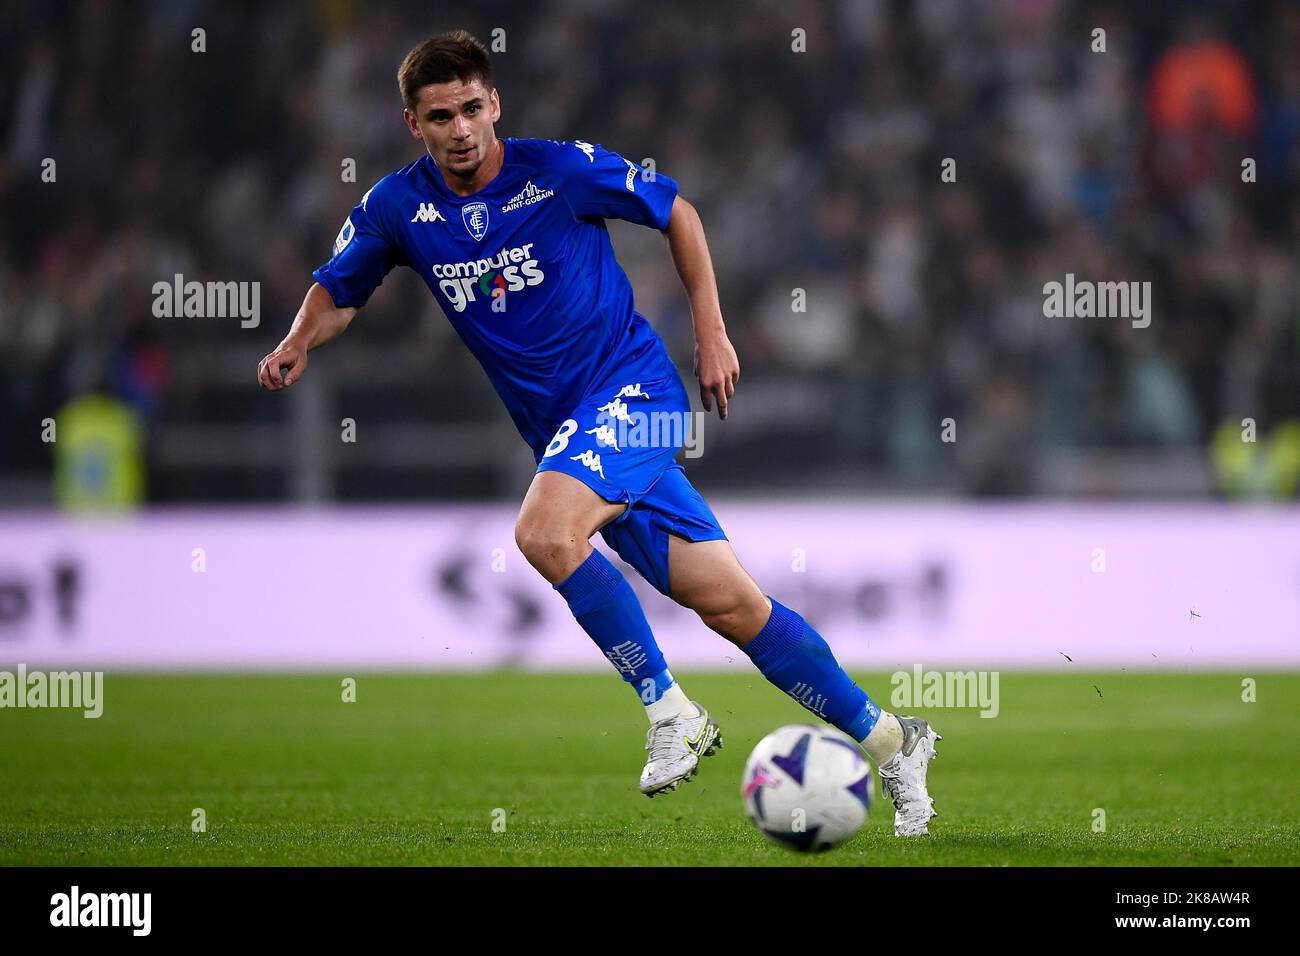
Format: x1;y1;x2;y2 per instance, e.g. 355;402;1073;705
0;503;1295;670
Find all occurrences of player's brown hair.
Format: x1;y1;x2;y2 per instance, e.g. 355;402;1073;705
397;30;494;110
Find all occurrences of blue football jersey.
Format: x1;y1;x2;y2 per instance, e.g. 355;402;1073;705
313;138;681;455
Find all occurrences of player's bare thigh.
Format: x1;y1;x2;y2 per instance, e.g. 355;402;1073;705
667;535;772;647
514;470;626;584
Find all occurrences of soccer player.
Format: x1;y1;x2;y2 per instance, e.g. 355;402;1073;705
257;30;940;835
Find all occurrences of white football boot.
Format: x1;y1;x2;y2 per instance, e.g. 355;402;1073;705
639;701;722;797
878;716;940;836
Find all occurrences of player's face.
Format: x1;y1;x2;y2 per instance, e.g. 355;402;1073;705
404;78;500;179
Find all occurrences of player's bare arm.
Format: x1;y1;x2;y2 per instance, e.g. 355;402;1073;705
256;283;357;390
664;195;740;420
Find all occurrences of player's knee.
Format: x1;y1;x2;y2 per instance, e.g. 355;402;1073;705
514;518;582;570
512;519;547;565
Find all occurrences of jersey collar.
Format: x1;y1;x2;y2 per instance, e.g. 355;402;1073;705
423;138;512;201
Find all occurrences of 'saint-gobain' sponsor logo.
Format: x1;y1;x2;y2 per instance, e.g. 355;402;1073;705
890;664;1000;718
0;664;103;718
432;243;544;312
462;201;490;240
151;273;260;328
50;886;150;936
1043;273;1152;329
502;180;555;213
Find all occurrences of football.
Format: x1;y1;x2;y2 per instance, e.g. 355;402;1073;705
741;724;874;852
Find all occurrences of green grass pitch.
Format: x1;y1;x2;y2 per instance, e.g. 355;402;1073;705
1;672;1297;866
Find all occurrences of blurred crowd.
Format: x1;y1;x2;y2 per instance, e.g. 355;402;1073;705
1;0;1297;501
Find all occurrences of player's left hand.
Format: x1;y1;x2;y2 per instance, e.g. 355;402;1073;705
694;332;739;420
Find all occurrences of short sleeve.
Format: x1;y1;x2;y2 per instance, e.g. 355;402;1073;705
312;185;403;309
554;140;679;230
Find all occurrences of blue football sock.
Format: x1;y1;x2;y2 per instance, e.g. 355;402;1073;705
742;596;881;741
555;548;673;703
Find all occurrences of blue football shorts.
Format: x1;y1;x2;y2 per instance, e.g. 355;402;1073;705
533;368;728;596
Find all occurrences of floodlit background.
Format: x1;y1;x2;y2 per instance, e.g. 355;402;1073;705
0;0;1297;671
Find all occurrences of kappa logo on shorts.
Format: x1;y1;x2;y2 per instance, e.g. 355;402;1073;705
542;380;704;463
584;380;705;458
570;449;606;479
597;397;634;422
585;424;621;451
597;383;652;425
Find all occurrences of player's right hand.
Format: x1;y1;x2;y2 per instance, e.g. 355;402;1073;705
257;340;308;390
693;332;740;420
